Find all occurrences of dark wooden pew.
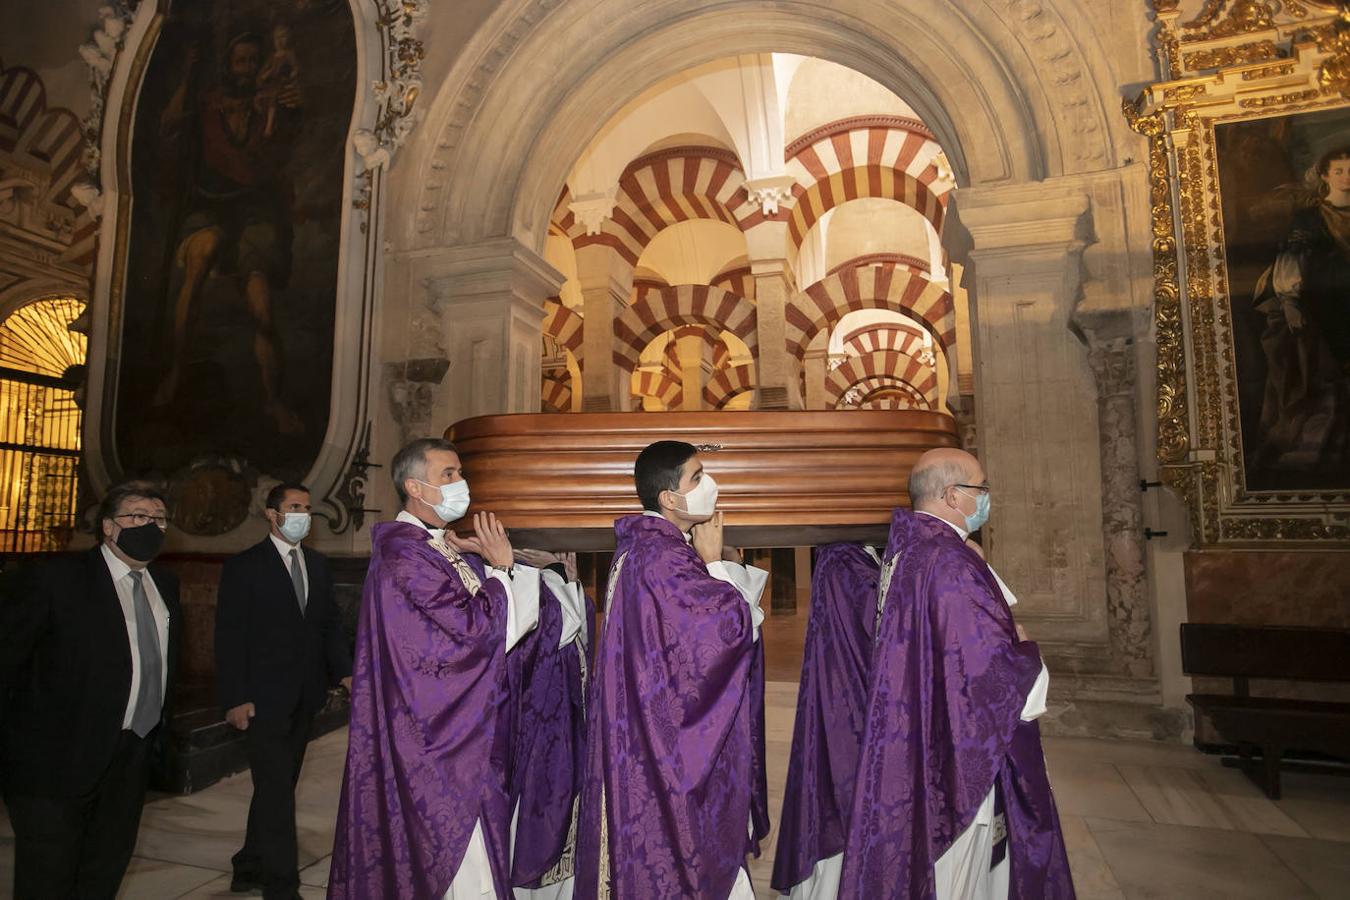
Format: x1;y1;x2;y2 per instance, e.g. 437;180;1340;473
1181;623;1350;799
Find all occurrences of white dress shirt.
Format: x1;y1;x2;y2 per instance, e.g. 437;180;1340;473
269;532;309;600
101;543;170;731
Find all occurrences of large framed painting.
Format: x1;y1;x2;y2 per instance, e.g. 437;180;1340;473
86;0;420;537
1128;1;1350;544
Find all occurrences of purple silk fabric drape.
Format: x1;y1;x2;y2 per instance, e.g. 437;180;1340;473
772;543;880;893
506;578;593;887
574;514;763;899
838;510;1074;900
329;521;514;900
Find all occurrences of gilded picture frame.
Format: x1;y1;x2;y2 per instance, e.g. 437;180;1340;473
1128;0;1350;544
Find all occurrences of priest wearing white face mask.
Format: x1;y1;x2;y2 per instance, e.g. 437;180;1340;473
330;438;544;900
214;481;353;899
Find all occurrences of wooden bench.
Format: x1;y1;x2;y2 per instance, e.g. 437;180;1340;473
1181;623;1350;799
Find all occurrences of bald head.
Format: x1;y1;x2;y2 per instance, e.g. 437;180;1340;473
909;448;984;514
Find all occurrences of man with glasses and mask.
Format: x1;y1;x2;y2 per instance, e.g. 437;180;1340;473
0;482;181;900
575;440;770;900
330;438;543;900
839;448;1073;900
214;481;352;899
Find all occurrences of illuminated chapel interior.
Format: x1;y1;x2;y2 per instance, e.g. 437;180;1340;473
2;0;1350;894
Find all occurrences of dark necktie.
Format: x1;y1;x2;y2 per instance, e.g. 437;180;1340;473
128;571;163;738
289;548;306;614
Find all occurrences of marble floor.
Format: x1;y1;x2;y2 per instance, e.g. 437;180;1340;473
3;682;1349;899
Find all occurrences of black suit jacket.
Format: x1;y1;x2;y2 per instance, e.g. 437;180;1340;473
214;537;351;731
0;546;181;798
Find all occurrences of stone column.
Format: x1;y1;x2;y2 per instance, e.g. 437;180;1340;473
1087;334;1153;678
955;189;1109;649
574;243;633;411
419;238;564;428
674;326;714;411
746;221;801;410
803;342;830;409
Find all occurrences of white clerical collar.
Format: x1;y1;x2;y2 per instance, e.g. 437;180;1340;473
916;509;969;541
396;509;445;540
642;509;692;543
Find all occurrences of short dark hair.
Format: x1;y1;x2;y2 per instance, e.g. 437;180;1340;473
391;438;458;503
97;481;168;540
634;440;697;512
265;481;309;511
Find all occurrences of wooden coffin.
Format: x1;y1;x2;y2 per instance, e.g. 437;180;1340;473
446;409;960;550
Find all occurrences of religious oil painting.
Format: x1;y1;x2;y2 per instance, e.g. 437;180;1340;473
1215;108;1350;493
117;0;356;489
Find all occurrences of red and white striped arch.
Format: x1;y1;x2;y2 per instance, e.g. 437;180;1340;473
710;264;755;301
785;264;954;360
826;350;939;409
838;321;931;359
703;362;757;410
787;166;944;251
827;252;929;279
561;147;760;266
0;64;95;266
838;380;930;410
630;367;684;409
785;116;953;251
541;372;573;413
614;284;757;373
543;297;584;358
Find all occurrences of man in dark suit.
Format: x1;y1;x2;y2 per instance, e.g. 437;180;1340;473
215;481;352;899
0;482;181;900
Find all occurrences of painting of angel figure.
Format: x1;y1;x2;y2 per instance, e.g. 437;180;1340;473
1216;109;1350;492
117;0;356;485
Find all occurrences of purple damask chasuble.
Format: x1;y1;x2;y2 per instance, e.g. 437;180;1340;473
838;510;1075;900
506;578;593;887
329;521;514;900
574;515;766;900
771;543;880;893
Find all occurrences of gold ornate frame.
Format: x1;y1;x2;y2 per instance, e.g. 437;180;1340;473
1127;0;1350;544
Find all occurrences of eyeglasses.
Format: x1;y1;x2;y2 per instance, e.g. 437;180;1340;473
115;512;169;528
951;483;991;494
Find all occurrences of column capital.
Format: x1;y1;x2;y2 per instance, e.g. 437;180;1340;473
420;237;564;307
568;189;617;236
953;185;1092;265
742;174;798;215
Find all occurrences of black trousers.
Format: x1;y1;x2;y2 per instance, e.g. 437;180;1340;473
233;704;315;899
4;729;150;900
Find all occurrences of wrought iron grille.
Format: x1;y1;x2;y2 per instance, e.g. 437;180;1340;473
0;297;85;553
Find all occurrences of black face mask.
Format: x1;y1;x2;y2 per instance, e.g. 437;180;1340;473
116;523;165;563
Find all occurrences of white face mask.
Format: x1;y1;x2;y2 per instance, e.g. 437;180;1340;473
674;474;719;519
278;512;311;543
416;478;470;522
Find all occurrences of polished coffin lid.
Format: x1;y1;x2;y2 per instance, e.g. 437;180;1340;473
445;409;960;550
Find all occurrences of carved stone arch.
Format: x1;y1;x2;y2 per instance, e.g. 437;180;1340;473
541;372;573;413
569;147;755;265
839;323;930;360
613;284;757;373
704;362;757;410
542;297;584;357
839;380;929;410
786;264;955;360
397;0;1121;252
826;350;938;408
630;367;683;408
788;165;944;251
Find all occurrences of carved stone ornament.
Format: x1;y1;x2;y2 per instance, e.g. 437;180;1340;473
1128;2;1350;545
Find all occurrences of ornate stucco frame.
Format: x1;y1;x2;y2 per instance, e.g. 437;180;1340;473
81;0;426;540
1127;0;1350;545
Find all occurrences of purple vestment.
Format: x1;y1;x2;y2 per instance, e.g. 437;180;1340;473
329;521;514;900
772;543;880;893
506;577;593;887
574;514;766;899
839;510;1075;900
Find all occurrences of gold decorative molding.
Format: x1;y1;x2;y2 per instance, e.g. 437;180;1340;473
1131;2;1350;546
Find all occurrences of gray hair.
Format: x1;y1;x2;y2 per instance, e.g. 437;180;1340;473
391;438;458;503
908;458;968;507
